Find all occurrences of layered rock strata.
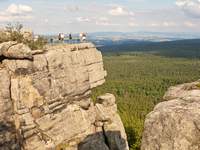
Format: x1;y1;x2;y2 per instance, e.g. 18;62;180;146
0;42;129;150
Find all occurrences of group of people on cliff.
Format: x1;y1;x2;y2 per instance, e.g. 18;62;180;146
54;32;87;43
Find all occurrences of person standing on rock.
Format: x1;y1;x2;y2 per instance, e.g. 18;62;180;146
69;33;72;44
69;34;72;40
79;32;83;42
58;33;61;41
50;38;53;44
82;33;86;42
79;32;86;43
58;33;65;42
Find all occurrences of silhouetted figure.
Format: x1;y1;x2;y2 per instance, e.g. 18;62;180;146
50;38;53;44
68;34;72;44
69;34;72;40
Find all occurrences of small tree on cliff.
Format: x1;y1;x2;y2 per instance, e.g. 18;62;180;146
0;22;47;50
5;22;24;43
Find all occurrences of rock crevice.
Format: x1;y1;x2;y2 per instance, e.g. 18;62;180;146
0;42;128;150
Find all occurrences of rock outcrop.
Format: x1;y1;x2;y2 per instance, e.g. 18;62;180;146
0;28;33;42
141;81;200;150
0;42;129;150
0;41;33;59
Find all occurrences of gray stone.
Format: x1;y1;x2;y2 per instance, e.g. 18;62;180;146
141;81;200;150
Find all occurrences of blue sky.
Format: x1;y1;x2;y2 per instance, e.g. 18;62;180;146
0;0;200;34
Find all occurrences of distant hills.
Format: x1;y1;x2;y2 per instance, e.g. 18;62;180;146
45;31;200;58
88;31;200;42
97;39;200;58
84;32;200;58
45;31;200;43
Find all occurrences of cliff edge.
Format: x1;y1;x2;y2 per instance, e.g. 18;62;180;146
0;42;129;150
141;80;200;150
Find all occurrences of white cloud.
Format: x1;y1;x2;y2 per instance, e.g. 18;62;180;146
69;16;119;26
129;11;135;16
0;13;32;22
108;6;134;16
0;14;11;22
65;5;80;12
184;21;196;27
150;23;160;27
163;21;177;27
44;18;49;23
95;22;120;26
98;17;109;22
148;22;177;27
176;0;200;18
0;3;33;22
148;21;197;28
6;4;32;15
95;17;120;26
96;17;109;24
76;17;91;22
128;22;139;27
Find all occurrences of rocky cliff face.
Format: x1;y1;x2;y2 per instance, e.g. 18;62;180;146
141;81;200;150
0;42;129;150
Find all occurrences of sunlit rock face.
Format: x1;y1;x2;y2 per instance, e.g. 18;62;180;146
0;42;129;150
141;81;200;150
0;28;33;42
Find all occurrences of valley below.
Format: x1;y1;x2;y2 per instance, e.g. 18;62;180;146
1;26;200;150
92;52;200;149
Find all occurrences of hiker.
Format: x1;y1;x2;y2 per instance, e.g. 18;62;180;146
79;32;83;42
58;33;61;40
58;33;65;41
69;33;72;40
79;32;87;42
50;38;53;44
82;33;86;42
69;33;72;43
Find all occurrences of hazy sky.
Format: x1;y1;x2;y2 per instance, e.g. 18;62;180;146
0;0;200;34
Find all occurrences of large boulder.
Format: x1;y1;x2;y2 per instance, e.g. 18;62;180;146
0;42;129;150
141;81;200;150
0;41;33;59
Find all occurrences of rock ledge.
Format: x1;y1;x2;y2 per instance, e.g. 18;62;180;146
0;42;128;150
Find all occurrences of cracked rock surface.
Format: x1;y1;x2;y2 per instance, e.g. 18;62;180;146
0;42;129;150
141;81;200;150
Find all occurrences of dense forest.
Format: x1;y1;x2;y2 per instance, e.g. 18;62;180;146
92;52;200;149
100;39;200;58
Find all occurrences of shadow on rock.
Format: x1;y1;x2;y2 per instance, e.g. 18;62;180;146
0;121;20;150
78;131;128;150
